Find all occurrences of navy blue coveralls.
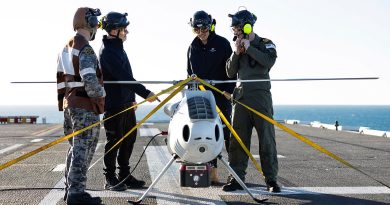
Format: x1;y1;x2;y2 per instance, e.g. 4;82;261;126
187;32;234;167
99;35;151;179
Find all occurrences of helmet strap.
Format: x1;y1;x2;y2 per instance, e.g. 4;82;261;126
108;29;121;39
243;33;248;40
89;28;97;41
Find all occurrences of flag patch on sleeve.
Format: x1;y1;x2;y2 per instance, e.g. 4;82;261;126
265;44;276;49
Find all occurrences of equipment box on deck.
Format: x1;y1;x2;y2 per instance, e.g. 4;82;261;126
180;163;210;187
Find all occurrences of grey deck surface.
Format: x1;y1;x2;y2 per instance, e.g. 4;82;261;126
0;123;389;205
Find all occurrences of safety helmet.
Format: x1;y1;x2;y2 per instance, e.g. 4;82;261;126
228;9;257;28
73;7;101;31
190;10;212;29
101;12;130;32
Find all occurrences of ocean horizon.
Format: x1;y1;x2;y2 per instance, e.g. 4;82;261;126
0;105;389;132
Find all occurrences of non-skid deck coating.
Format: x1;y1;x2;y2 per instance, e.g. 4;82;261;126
0;123;389;205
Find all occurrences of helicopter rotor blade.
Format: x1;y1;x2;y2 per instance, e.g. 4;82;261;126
211;77;379;84
10;80;179;84
10;77;379;84
11;81;57;84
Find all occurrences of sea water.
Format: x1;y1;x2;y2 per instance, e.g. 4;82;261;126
0;105;389;132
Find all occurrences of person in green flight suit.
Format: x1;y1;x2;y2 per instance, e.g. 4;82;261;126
223;8;281;193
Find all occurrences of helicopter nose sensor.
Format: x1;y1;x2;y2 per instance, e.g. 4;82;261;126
198;146;206;153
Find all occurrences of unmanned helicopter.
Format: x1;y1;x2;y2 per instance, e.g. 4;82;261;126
11;75;379;204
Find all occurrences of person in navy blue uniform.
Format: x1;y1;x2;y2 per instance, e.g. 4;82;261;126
187;10;234;185
99;11;158;191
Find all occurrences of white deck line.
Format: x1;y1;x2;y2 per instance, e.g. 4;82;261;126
39;142;104;205
39;144;390;204
52;164;66;172
31;139;44;143
248;186;390;195
0;144;23;154
38;177;66;205
139;128;161;137
253;154;286;159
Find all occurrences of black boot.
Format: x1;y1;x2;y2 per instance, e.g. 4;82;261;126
63;190;67;202
63;190;68;202
66;192;102;205
119;175;145;189
266;180;281;193
63;182;68;201
222;177;243;191
104;175;127;191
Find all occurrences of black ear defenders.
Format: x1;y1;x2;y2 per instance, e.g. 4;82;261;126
86;8;101;28
87;16;99;28
190;12;213;32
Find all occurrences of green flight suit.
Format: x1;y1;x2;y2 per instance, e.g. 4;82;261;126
226;34;278;184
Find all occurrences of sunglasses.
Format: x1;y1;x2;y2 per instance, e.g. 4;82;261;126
231;26;242;32
193;27;209;34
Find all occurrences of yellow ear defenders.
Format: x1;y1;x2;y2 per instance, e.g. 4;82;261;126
242;13;256;35
98;18;103;29
243;23;252;34
210;19;216;32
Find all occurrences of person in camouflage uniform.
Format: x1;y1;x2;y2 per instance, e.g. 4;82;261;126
222;9;281;193
57;7;105;205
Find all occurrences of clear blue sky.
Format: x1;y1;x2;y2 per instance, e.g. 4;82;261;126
0;0;389;105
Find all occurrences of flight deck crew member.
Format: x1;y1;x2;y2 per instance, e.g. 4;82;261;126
187;10;234;185
222;9;281;193
99;11;158;191
57;7;105;205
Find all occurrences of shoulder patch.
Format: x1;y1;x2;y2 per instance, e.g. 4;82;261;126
265;43;276;49
83;46;95;55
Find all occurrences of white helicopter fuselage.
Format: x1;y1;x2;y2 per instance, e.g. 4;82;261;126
164;89;224;164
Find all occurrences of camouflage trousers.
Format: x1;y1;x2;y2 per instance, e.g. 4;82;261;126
64;107;100;194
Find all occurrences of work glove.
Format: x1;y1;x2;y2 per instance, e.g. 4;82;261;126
132;102;138;111
222;91;232;100
146;92;160;102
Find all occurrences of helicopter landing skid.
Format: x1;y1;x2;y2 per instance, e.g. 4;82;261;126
128;154;267;204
